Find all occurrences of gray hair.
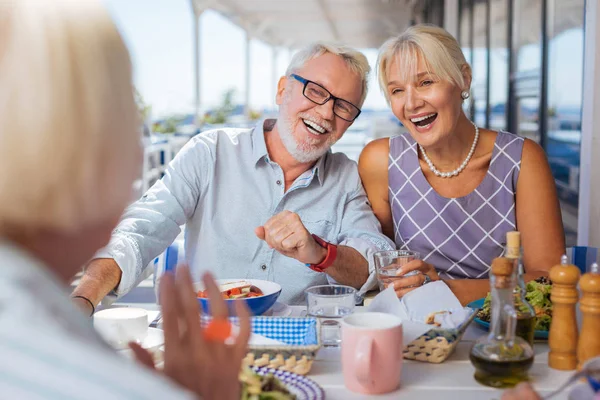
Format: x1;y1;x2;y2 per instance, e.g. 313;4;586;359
286;42;371;106
0;0;141;234
377;24;471;104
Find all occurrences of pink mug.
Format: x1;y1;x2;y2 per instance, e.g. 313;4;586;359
341;312;403;394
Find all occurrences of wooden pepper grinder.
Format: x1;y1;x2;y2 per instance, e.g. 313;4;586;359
577;262;600;369
548;255;581;370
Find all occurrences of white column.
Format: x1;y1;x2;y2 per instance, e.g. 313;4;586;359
245;33;251;117
272;47;279;111
444;0;459;39
578;0;600;246
193;11;203;126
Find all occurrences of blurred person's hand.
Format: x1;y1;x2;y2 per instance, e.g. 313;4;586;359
501;383;542;400
130;267;250;400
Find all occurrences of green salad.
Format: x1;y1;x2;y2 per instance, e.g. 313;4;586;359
239;367;296;400
476;276;553;331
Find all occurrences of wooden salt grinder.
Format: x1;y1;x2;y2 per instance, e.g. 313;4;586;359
548;255;581;370
577;263;600;369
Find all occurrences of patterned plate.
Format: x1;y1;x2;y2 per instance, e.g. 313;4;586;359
251;366;325;400
468;298;549;339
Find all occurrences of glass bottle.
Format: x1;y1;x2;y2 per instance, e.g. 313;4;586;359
470;257;535;388
503;231;536;345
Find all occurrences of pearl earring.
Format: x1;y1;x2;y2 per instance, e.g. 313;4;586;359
461;91;470;100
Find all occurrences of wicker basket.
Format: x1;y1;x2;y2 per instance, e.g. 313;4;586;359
403;307;478;363
241;316;321;375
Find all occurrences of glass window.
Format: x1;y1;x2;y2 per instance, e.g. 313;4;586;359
472;0;488;128
423;0;445;26
512;0;543;143
546;0;585;246
488;0;508;131
459;0;473;116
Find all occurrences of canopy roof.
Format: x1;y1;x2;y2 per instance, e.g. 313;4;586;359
191;0;413;48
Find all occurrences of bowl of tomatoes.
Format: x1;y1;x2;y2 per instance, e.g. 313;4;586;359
196;279;282;316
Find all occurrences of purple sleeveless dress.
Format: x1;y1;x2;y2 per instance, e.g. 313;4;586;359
388;131;525;279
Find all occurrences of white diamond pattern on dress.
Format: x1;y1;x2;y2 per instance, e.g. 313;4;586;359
387;132;524;279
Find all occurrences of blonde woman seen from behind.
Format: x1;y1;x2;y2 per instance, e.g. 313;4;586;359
0;1;249;399
358;25;565;305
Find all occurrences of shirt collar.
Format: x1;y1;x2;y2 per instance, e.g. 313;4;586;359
252;118;328;186
312;150;328;186
251;119;270;165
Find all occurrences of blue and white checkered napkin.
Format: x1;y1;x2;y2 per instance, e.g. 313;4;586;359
200;316;318;346
251;317;318;346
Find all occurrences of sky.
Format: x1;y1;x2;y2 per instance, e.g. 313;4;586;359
104;0;584;120
103;0;388;119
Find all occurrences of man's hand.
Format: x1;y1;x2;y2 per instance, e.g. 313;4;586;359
255;211;326;265
71;258;122;316
71;296;95;316
131;267;251;400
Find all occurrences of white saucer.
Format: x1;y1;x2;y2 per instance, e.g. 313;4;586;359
263;302;291;317
115;327;164;358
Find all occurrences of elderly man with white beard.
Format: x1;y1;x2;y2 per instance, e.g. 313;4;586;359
72;43;395;309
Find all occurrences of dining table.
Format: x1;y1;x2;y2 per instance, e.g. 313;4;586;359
120;302;576;400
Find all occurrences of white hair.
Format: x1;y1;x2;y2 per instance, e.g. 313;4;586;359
0;0;141;234
377;24;471;104
286;42;371;106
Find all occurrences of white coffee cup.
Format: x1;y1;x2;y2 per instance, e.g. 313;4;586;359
93;307;148;350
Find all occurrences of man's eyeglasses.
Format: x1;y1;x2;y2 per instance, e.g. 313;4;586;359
290;74;361;122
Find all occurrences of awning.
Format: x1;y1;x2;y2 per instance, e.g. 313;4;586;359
191;0;414;49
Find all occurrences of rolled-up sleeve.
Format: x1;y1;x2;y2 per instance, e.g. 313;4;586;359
331;182;395;298
93;136;214;297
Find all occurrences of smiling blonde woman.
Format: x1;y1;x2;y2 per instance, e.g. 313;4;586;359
358;25;565;305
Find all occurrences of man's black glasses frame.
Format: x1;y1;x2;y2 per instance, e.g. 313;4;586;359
290;74;361;122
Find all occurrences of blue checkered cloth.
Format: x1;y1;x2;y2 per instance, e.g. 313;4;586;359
200;316;318;346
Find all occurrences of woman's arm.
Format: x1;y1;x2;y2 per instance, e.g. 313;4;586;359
392;260;548;305
358;138;394;240
516;139;566;273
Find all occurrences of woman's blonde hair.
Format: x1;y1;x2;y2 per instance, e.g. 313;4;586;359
286;42;371;106
0;0;141;234
377;24;471;103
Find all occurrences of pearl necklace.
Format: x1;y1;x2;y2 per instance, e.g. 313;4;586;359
418;122;479;178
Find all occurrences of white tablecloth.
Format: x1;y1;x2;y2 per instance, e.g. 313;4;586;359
130;304;572;400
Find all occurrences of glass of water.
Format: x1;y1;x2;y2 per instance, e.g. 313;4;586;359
374;250;421;291
305;285;356;347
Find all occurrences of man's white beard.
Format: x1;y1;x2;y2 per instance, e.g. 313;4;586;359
277;108;334;163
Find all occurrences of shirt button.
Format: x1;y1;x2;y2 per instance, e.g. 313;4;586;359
261;264;267;270
276;180;282;186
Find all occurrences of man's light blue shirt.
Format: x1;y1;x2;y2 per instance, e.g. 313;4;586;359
97;119;394;304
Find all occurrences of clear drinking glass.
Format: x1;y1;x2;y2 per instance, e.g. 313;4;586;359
305;285;356;347
374;250;421;291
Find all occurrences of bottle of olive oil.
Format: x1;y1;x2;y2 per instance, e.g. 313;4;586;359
504;231;536;345
470;257;535;388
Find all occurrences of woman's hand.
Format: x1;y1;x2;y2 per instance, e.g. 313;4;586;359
389;260;440;298
132;266;250;400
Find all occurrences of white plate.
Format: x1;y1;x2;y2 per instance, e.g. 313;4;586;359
116;327;164;358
